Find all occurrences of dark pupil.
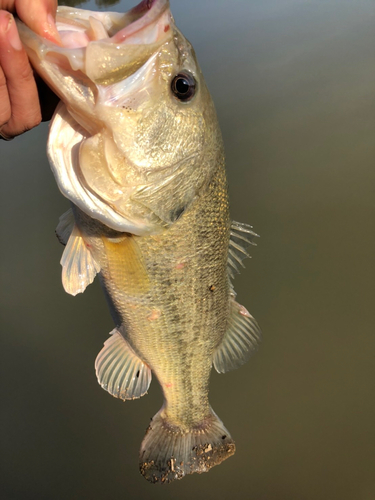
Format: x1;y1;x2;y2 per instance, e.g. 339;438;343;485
171;72;196;101
175;77;189;94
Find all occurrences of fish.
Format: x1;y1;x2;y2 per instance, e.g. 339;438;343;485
17;0;261;483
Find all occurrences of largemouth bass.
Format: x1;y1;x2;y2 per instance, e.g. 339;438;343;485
18;0;261;483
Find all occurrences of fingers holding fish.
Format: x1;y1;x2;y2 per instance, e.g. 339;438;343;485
0;22;10;136
0;1;59;139
8;0;60;43
0;11;41;139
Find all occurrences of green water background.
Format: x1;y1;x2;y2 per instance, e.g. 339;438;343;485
1;0;374;498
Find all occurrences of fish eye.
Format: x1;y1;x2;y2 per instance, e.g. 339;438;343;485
171;72;196;102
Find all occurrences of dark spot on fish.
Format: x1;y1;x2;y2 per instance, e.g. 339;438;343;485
222;435;227;440
146;0;152;9
164;25;170;32
169;206;185;222
209;284;215;292
136;370;140;378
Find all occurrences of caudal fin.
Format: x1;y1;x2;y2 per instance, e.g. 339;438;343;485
139;407;235;483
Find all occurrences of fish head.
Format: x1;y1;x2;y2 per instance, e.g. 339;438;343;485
17;0;223;234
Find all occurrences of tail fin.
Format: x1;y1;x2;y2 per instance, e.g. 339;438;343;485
139;407;235;483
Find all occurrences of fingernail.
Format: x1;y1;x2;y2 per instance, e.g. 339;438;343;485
42;13;61;44
0;12;12;34
3;14;23;51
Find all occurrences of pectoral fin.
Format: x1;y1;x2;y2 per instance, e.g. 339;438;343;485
61;224;100;296
213;294;261;374
95;328;151;400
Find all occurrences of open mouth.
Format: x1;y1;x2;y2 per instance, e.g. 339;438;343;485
17;0;173;86
56;0;171;48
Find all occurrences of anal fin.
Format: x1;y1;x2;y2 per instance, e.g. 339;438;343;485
213;293;261;374
95;328;151;400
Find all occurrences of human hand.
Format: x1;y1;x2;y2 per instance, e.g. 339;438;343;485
0;0;60;140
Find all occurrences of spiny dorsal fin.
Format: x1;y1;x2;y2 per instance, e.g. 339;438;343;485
213;292;261;374
228;221;259;279
95;328;151;400
60;224;100;296
56;208;75;246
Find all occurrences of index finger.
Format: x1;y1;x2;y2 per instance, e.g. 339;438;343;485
15;0;60;43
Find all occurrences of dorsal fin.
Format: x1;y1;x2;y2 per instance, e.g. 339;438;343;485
228;221;259;279
60;224;100;296
95;328;152;400
55;208;75;245
213;291;261;374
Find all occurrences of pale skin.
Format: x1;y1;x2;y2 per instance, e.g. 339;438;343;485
0;0;60;139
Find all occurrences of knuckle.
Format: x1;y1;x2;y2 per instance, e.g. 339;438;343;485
0;128;13;140
0;89;11;126
0;108;11;126
23;110;42;132
3;108;42;138
0;70;6;88
18;61;35;84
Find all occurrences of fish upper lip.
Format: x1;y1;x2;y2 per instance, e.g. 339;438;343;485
110;0;170;44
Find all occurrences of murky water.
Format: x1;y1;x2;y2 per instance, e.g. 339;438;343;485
1;1;374;498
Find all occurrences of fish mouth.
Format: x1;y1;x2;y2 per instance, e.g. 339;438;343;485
17;0;172;83
16;0;174;121
56;0;171;49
